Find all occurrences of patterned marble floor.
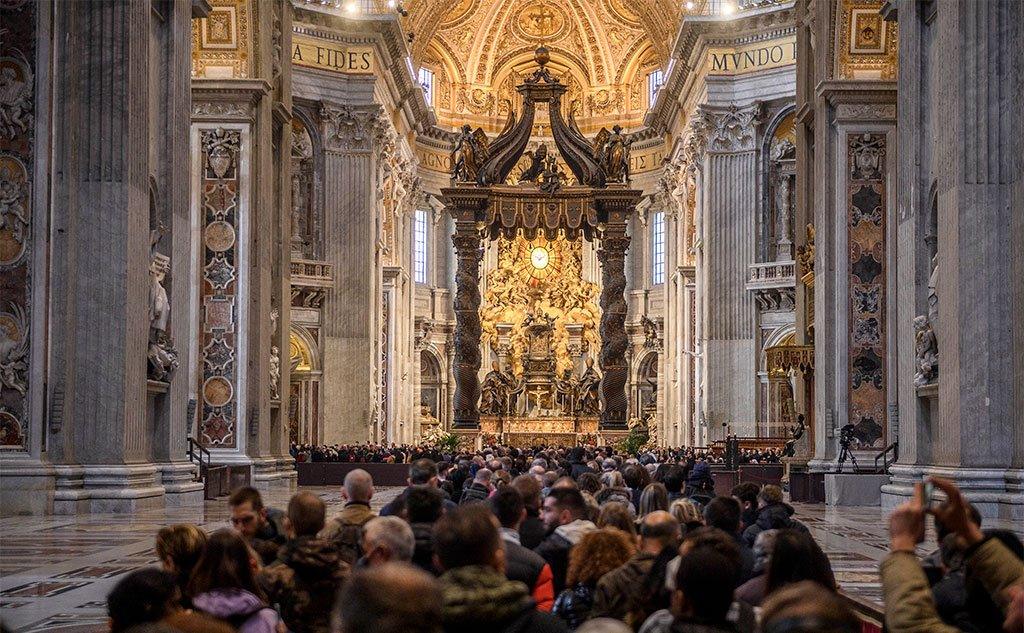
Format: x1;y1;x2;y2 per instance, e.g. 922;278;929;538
0;487;402;632
2;493;1021;631
793;502;1024;612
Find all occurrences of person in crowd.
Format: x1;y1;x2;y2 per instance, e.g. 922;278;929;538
189;529;281;633
360;516;415;567
596;471;632;507
449;460;471;501
107;568;234;633
512;473;548;549
734;528;778;607
668;499;704;536
758;581;860;633
703;496;755;583
764;529;836;598
229;487;287;565
536;487;598;594
333;563;443;633
730;482;761;531
597;501;637;538
578;472;603;497
459;467;493;505
491;486;556;611
636;546;740;633
552;528;636;630
321;469;376;564
662;466;687;504
684;461;713;499
432;504;568;633
569;447;596;479
591;510;681;627
881;477;1024;633
155;523;207;608
622;464;651;514
638;482;669;518
741;484;807;547
258;492;348;633
405;485;445;574
380;459;457;516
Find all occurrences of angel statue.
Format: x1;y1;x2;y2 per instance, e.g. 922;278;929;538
519;143;548;183
594;124;631;183
450;124;489;183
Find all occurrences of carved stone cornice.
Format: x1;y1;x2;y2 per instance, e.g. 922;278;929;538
320;103;387;152
191;79;271;123
697;102;764;153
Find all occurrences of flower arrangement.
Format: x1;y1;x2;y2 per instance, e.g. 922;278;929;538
422;426;462;452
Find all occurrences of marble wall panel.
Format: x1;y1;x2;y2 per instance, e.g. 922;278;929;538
846;132;886;449
0;0;35;449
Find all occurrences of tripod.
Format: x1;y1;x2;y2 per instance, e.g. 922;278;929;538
836;440;859;473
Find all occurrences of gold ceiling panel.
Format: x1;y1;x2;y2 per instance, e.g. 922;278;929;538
405;0;679;133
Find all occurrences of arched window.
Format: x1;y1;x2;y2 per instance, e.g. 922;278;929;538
651;210;666;285
418;67;435;107
647;68;665;107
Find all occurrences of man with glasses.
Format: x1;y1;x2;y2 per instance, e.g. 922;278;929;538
229;486;287;564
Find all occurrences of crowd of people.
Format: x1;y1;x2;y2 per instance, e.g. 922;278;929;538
104;445;1023;633
289;442;784;466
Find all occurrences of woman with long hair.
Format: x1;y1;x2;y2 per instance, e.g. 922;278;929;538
638;482;669;518
189;529;281;633
764;529;837;597
597;501;637;539
155;524;207;608
552;528;637;630
668;499;704;535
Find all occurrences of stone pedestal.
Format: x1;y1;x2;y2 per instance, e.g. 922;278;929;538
825;473;888;507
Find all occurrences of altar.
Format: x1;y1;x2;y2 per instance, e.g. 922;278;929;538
442;47;641;443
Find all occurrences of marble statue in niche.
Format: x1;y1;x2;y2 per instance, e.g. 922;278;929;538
913;315;937;387
270;307;281;400
147;225;179;382
577;357;601;414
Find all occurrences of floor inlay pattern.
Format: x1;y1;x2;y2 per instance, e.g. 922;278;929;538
0;486;402;632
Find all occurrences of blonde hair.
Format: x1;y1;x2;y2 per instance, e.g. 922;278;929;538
669;499;703;526
155;524;207;594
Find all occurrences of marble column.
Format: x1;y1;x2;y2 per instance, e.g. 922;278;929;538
883;0;1024;518
450;219;484;430
44;0;179;513
319;103;386;443
698;104;762;440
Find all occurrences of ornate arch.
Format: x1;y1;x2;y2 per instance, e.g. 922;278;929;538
289;325;319;373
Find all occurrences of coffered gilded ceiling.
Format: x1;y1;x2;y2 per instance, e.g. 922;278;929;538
404;0;680;132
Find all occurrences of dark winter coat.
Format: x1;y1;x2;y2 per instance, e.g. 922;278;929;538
459;481;491;505
534;520;597;594
411;522;438;575
590;551;659;623
438;565;568;633
504;538;555;611
741;502;807;547
257;536;349;633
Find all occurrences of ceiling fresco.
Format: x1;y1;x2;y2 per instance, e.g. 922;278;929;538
403;0;681;133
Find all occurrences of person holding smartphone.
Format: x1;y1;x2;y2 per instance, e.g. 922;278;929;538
881;477;1024;633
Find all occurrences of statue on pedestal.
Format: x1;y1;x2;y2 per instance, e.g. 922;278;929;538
577;357;601;415
480;360;508;415
595;124;631;183
554;368;578;415
451;124;489;183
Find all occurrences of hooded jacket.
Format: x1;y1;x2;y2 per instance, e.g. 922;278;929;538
438;565;568;633
258;536;349;633
534;519;597;594
741;502;807;547
192;588;279;633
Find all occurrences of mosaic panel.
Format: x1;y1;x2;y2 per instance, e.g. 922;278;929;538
847;133;887;449
0;0;34;449
198;128;242;447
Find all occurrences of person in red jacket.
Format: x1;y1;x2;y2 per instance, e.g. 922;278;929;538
490;487;556;611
